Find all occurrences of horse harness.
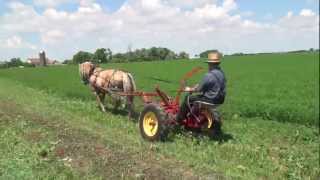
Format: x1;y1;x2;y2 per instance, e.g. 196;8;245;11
89;67;120;93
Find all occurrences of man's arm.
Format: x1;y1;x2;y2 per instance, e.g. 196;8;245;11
184;74;208;92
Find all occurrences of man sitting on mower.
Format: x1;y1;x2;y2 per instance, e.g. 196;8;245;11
176;51;226;123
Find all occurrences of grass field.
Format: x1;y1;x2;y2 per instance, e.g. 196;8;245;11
0;52;318;126
0;52;319;179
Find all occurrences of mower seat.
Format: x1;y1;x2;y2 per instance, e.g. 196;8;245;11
194;101;218;108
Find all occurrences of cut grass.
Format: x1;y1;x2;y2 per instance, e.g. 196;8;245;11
0;78;214;179
0;102;80;179
0;77;318;179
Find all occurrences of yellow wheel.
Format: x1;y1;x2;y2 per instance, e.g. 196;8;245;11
201;109;213;129
139;104;169;141
201;108;222;138
143;112;159;137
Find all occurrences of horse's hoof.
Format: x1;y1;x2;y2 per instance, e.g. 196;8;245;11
99;107;106;112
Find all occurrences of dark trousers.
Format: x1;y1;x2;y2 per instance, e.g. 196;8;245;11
176;94;213;122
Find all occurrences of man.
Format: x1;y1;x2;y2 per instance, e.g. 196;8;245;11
176;51;226;122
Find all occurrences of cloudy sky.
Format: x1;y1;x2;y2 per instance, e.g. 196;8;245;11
0;0;318;60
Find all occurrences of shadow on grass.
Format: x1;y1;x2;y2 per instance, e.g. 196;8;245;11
102;104;234;144
210;132;234;143
103;105;140;122
171;128;234;144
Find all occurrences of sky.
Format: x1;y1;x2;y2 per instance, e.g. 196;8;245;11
0;0;319;61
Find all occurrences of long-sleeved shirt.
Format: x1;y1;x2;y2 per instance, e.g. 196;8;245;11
196;67;226;103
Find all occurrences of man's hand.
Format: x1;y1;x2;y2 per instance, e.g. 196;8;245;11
184;86;192;91
184;84;198;92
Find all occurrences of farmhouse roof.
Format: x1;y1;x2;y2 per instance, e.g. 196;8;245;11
27;58;59;65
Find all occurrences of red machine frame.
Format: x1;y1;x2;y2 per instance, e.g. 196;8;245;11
116;67;207;128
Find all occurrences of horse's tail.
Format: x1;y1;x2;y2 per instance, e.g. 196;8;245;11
123;72;136;93
79;64;85;83
123;72;136;118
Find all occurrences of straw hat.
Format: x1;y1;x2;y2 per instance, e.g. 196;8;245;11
207;52;221;63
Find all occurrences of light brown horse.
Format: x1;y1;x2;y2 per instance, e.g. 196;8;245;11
79;61;136;118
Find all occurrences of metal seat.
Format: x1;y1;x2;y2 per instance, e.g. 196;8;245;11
194;101;218;108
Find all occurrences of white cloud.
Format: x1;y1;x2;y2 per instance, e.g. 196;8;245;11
78;2;102;13
79;0;97;6
5;36;22;48
41;30;66;44
167;0;214;9
0;0;318;60
43;8;68;20
1;35;37;50
279;10;318;32
2;2;41;32
222;0;237;12
300;9;315;17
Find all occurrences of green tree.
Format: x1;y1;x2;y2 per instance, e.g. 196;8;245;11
72;51;93;64
62;59;73;64
9;58;23;67
109;47;179;62
178;51;189;59
165;51;176;60
93;48;107;63
106;48;112;60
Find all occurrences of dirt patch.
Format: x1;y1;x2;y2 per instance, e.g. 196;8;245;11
0;100;218;179
24;130;43;142
55;147;65;158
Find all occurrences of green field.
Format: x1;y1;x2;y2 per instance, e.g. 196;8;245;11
0;52;319;179
0;52;318;126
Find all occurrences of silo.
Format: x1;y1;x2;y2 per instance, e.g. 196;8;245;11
39;51;47;66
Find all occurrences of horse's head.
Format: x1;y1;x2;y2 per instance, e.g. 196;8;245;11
79;61;96;85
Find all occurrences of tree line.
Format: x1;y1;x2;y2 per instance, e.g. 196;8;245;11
69;47;190;64
0;58;34;69
229;48;319;57
1;48;318;69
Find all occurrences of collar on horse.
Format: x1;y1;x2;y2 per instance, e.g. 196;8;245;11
89;65;96;76
82;64;99;85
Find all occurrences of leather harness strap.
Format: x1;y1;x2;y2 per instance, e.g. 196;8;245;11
105;69;118;89
89;67;121;94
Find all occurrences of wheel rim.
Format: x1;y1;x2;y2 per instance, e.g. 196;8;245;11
202;109;213;128
143;112;159;137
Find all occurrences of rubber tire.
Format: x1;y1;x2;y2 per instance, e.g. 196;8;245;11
139;103;169;141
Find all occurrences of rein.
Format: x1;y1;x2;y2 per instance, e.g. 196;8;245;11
175;66;203;103
105;69;118;89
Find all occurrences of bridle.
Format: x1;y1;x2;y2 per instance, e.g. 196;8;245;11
81;63;96;85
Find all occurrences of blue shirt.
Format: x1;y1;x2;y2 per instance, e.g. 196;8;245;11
196;67;226;103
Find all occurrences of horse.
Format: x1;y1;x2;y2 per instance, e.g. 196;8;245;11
79;61;136;119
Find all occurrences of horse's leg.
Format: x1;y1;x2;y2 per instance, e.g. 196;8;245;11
113;96;121;111
95;91;106;112
100;92;106;108
126;95;134;120
90;86;104;111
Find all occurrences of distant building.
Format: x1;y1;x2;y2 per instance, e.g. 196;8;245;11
27;58;59;66
27;51;59;66
39;51;46;66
